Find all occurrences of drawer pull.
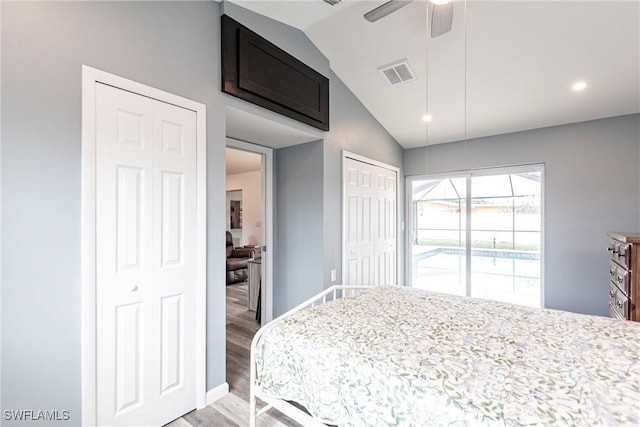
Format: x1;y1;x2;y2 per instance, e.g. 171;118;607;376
616;300;624;308
617;275;624;284
609;269;615;276
609;290;615;298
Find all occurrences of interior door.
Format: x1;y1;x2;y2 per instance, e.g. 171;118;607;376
344;157;397;285
95;83;197;426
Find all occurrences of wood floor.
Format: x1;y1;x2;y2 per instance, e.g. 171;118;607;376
166;283;302;427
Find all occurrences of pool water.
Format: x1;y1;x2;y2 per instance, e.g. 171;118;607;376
412;248;541;308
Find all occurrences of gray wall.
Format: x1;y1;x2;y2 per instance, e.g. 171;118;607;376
404;114;640;316
272;77;406;316
1;1;226;424
274;141;325;315
323;72;405;287
1;0;404;423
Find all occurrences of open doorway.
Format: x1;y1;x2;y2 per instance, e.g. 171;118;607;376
213;105;319;424
225;146;264;322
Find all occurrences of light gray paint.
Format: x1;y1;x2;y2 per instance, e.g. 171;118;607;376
1;1;226;424
1;0;404;423
274;141;325;315
404;114;640;316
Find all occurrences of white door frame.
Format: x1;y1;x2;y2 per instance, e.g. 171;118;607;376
81;65;207;425
342;151;400;285
226;138;274;324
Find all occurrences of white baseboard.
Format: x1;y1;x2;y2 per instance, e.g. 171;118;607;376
205;382;229;406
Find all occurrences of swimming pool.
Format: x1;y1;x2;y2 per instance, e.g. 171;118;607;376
412;247;541;307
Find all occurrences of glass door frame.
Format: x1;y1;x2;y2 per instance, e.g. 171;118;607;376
406;163;545;308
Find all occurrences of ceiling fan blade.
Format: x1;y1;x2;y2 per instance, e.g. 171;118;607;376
430;1;453;38
364;0;413;23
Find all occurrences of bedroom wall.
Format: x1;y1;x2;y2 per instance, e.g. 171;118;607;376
274;140;325;315
2;1;227;424
2;0;405;422
404;114;640;317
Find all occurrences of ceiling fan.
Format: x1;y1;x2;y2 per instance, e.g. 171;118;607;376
363;0;454;38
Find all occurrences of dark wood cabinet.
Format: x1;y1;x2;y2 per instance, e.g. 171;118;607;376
221;15;330;131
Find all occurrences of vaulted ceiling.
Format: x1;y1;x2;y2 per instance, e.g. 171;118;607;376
230;0;639;149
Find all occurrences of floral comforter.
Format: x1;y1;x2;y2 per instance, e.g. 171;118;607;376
255;286;640;426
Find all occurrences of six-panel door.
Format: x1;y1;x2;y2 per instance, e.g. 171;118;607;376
95;83;197;426
344;157;397;286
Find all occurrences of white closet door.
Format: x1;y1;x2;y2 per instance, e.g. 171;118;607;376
375;166;397;285
95;83;197;426
344;157;397;286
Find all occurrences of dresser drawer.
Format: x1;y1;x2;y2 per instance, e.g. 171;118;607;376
609;302;626;320
607;232;640;322
609;281;629;320
608;260;617;283
608;239;632;270
609;261;631;296
609;280;618;305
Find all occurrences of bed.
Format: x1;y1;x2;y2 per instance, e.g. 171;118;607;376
249;285;640;426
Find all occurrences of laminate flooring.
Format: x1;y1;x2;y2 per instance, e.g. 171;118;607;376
166;283;303;427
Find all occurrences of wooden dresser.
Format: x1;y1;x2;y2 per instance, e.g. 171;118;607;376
607;232;640;321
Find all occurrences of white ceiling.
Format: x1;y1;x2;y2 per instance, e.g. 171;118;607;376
229;0;640;149
226;147;262;175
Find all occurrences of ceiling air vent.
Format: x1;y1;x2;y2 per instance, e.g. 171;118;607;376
378;60;416;86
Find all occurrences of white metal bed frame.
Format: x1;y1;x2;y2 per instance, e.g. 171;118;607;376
249;285;371;427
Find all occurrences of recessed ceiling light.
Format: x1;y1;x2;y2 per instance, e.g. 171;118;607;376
572;81;588;92
422;114;433;123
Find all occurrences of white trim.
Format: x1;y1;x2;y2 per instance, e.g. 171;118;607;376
0;4;3;415
195;90;208;410
341;151;401;286
205;382;229;406
226;137;274;324
539;164;546;309
81;65;207;425
343;150;400;174
81;67;98;426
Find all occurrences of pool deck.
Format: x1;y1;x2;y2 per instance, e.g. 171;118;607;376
413;245;539;260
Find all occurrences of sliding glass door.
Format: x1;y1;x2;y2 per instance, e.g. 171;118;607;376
408;166;543;308
411;176;467;296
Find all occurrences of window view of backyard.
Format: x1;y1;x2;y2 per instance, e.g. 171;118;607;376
411;169;542;307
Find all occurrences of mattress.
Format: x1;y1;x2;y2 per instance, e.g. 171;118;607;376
254;286;640;426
